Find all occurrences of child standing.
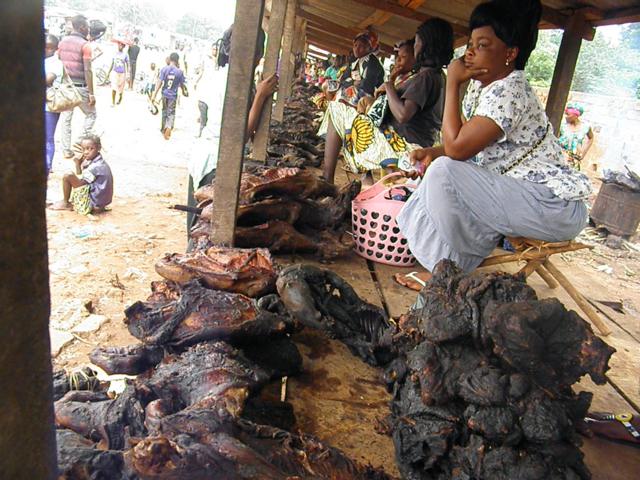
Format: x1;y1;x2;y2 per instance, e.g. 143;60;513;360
50;134;113;215
151;52;188;140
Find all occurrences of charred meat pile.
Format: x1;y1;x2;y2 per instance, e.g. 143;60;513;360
191;167;360;258
381;260;616;480
264;81;324;169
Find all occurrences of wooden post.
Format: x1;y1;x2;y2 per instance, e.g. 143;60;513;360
209;0;266;246
545;12;586;135
0;1;57;478
252;0;288;162
273;0;297;122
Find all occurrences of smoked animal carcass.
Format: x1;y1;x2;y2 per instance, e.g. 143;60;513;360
54;384;145;450
134;341;291;417
56;429;127;480
89;344;164;376
155;246;276;298
127;407;392;480
276;264;394;366
125;280;292;348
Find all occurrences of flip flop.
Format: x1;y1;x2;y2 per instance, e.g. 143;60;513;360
582;412;640;445
393;271;429;292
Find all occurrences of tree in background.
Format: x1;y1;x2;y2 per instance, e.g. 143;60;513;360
525;26;639;97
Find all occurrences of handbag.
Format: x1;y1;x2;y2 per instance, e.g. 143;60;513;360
46;68;83;113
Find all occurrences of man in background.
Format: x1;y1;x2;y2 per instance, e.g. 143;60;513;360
151;52;188;140
58;14;96;159
128;37;141;89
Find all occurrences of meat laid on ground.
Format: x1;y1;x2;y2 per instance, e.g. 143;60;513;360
52;367;101;401
154;246;276;298
276;264;394;366
54;384;145;450
89;344;164;375
56;429;127;480
127;407;393;480
125;280;291;348
134;341;272;417
240;168;337;204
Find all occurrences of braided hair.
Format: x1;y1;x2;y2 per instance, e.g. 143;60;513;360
469;0;542;70
415;18;454;69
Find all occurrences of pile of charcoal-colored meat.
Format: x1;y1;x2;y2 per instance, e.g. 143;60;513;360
378;260;616;480
264;81;324;169
190;166;360;258
53;248;392;479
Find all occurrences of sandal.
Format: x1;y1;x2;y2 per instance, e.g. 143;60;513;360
393;271;431;292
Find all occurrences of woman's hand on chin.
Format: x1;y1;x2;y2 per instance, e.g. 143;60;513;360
447;57;487;86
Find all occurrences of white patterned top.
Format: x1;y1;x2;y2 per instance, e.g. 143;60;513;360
462;70;592;201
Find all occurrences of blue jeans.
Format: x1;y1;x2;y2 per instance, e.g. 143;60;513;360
44;110;60;175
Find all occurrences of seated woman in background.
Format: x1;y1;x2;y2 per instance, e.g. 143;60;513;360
395;0;592;290
338;31;385;105
318;19;453;184
559;102;594;170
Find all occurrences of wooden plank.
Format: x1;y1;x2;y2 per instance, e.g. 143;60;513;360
593;6;640;27
373;262;420;319
252;0;288;162
209;0;266;245
0;0;57;477
357;0;425;28
546;11;586;136
273;0;297;122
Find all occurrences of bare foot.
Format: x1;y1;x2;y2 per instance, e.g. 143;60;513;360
393;271;432;291
49;201;73;211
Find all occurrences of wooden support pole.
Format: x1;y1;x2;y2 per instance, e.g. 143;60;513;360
545;12;586;135
252;0;288;162
479;242;590;268
0;1;57;478
542;260;612;336
209;0;266;246
273;0;297;122
535;266;559;289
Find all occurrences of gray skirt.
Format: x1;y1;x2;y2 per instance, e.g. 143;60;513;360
396;157;588;272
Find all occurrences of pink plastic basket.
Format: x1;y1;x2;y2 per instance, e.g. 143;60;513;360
351;172;416;266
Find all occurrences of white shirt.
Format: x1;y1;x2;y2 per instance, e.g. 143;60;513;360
462;70;592;201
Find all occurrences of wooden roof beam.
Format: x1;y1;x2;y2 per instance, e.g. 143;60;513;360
593;6;640;27
297;8;395;54
350;0;468;36
357;0;425;29
307;34;351;54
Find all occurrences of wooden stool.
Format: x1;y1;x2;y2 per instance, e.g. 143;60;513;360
479;237;612;336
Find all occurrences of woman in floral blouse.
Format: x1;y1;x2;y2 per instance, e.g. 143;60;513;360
395;0;592;290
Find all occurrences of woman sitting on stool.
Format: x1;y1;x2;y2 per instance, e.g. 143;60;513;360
395;0;592;290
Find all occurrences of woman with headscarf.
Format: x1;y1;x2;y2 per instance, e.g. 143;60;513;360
318;19;454;184
338;31;385;105
558;102;594;170
395;0;592;290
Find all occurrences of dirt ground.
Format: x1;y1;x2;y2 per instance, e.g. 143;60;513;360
48;81;640;369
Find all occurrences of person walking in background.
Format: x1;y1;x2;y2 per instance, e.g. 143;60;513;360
128;37;141;90
44;34;64;176
106;41;129;106
58;15;96;159
194;42;223;138
151;52;188;140
559;103;594;170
